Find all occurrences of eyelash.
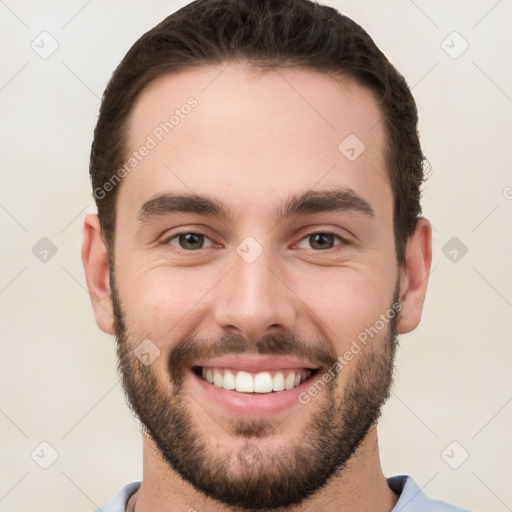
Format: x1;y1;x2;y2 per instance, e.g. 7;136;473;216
161;229;349;253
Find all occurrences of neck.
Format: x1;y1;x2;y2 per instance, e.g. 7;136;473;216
131;426;398;512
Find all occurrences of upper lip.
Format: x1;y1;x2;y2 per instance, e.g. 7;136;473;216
191;355;320;373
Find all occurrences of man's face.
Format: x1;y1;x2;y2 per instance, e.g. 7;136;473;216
110;63;400;509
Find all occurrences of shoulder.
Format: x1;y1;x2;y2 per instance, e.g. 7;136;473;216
389;475;472;512
92;482;141;512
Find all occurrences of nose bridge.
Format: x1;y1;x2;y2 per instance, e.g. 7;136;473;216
214;241;296;339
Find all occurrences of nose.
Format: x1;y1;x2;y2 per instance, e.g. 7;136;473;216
214;248;298;341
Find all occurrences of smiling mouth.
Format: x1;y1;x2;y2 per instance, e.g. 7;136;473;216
192;366;320;394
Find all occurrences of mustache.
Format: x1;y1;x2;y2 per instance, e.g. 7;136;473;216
167;331;339;386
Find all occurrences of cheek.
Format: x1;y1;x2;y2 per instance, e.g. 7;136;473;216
297;268;397;350
116;264;215;340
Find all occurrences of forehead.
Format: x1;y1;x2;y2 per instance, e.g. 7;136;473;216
121;62;390;220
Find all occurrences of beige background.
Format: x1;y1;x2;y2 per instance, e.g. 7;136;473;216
1;1;511;511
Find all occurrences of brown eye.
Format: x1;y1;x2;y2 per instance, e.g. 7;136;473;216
167;232;214;251
309;233;336;250
296;232;345;251
179;233;204;249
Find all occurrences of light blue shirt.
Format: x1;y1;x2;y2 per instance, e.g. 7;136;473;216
94;475;471;511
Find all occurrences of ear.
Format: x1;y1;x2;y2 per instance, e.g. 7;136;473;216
397;217;432;334
81;213;114;334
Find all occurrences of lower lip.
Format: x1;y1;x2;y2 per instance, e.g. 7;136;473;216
187;369;321;418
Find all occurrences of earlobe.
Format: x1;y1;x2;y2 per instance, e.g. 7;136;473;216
81;213;115;334
397;217;433;334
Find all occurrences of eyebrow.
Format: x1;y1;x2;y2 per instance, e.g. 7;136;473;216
137;188;375;224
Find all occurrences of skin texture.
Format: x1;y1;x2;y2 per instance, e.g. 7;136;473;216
82;62;432;511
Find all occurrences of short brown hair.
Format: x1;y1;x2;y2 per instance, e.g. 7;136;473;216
90;0;426;264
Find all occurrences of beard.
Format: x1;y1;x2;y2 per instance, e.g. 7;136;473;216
112;278;399;511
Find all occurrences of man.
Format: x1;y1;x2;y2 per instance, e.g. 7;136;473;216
81;0;470;510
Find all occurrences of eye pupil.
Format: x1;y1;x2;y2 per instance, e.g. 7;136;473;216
179;233;203;249
310;233;335;250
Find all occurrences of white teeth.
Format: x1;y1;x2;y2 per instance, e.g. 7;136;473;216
272;372;285;392
284;372;296;390
222;369;236;390
213;369;223;387
199;367;313;394
235;371;254;392
254;372;273;393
